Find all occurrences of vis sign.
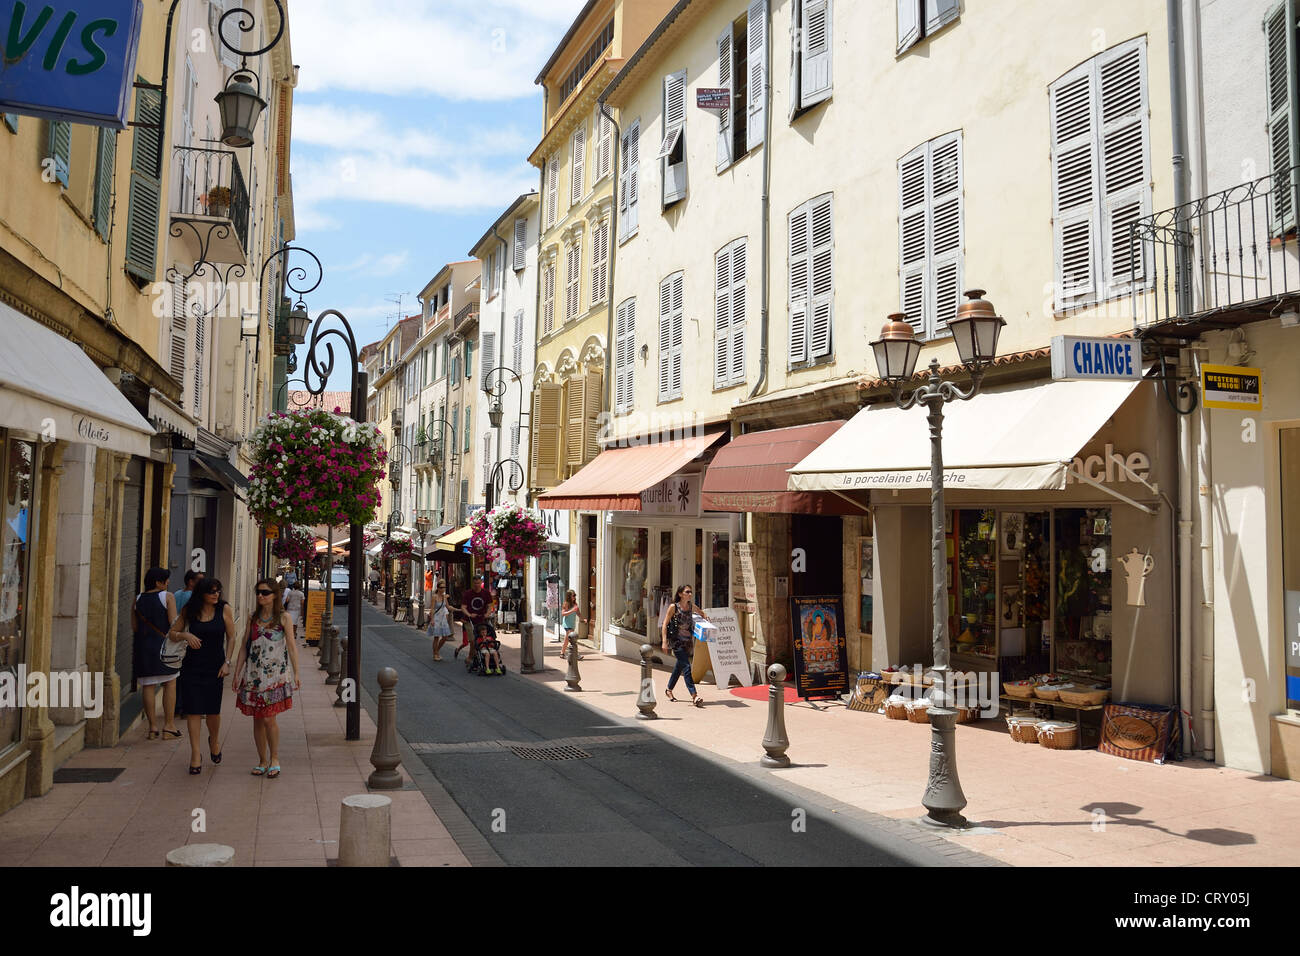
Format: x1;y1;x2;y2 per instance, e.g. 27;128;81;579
0;0;144;129
1051;336;1142;381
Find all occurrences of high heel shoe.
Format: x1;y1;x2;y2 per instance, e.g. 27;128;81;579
188;764;202;775
209;736;222;764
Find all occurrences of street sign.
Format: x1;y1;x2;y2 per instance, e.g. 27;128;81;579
696;87;730;110
0;0;144;129
1202;364;1262;411
1051;336;1142;381
264;524;279;540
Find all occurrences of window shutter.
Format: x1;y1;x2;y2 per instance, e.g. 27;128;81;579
616;298;636;413
897;0;921;53
800;0;832;109
621;120;640;234
547;154;559;227
717;24;734;172
48;121;71;188
590;220;605;306
532;383;564;487
571;124;586;205
925;0;960;35
788;203;810;365
511;423;520;459
898;144;928;336
565;239;581;323
809;195;834;358
1050;63;1099;309
565;374;586;468
789;1;803;123
513;309;524;373
662;71;688;205
929;133;963;336
597;108;613;181
543;261;556;334
483;432;493;492
170;280;189;390
730;238;747;383
480;331;497;389
125;84;163;283
219;0;242;69
3;114;17;133
715;243;733;387
659;277;673;399
194;312;206;418
94;129;117;241
583;368;603;462
1266;0;1300;234
671;273;684;396
513;217;527;270
464;407;472;452
1098;40;1149;293
747;0;767;150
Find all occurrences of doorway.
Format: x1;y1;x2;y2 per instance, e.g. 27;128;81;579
585;515;597;642
791;515;842;596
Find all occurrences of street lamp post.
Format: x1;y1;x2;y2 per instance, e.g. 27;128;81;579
414;515;431;627
869;290;1006;829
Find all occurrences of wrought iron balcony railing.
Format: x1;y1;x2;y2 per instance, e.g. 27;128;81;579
1132;164;1300;334
171;146;251;256
453;303;478;334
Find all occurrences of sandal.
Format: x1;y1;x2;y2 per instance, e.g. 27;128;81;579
665;689;677;702
693;696;704;708
251;766;267;776
266;765;281;779
209;737;222;765
189;764;202;775
147;730;160;740
161;729;182;739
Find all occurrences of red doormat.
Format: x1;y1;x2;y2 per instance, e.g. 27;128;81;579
731;684;799;703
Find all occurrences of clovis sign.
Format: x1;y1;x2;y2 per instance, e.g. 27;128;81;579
0;0;144;129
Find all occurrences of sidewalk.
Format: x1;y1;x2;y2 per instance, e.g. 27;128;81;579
508;636;1300;867
0;641;468;867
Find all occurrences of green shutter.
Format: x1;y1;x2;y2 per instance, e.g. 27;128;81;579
125;81;163;282
94;129;117;241
1266;0;1300;235
3;114;17;133
48;121;71;187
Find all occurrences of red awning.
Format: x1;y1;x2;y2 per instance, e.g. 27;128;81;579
701;421;864;515
537;429;727;511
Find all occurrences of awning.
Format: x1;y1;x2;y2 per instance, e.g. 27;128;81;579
147;389;197;442
788;379;1143;492
537;428;727;511
701;421;865;514
0;303;155;457
436;526;472;549
428;524;454;540
192;453;249;499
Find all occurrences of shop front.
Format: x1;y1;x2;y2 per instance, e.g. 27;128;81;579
530;508;571;640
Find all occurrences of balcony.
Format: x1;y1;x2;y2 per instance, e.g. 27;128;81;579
1133;164;1300;337
169;146;251;267
453;303;479;335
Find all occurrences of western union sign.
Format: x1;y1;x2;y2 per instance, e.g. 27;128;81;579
1202;364;1262;411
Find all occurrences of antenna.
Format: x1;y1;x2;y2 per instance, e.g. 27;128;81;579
383;292;409;331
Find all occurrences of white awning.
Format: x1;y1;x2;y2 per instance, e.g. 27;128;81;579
0;304;155;458
147;389;197;442
788;378;1143;493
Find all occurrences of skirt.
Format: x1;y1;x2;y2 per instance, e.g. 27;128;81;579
236;681;293;719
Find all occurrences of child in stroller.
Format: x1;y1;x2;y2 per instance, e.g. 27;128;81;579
467;621;505;676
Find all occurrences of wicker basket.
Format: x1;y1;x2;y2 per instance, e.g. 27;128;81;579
953;705;982;724
905;699;932;723
1059;686;1110;707
884;696;909;720
1004;680;1037;699
1037;720;1079;749
1034;683;1074;701
1006;715;1040;743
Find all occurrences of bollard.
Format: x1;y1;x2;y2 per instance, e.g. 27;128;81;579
636;645;658;720
318;623;330;671
563;638;582;692
761;664;792;768
165;844;234;867
368;667;403;790
520;622;536;674
325;625;341;685
339;794;392;867
333;636;348;707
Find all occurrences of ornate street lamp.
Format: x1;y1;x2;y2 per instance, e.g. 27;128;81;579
869;289;1006;829
212;4;284;147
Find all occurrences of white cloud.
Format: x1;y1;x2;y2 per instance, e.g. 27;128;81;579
336;251;412;277
292;104;530;161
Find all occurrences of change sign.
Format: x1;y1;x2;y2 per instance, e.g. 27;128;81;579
0;0;145;129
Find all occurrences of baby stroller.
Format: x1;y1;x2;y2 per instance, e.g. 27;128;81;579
465;619;506;676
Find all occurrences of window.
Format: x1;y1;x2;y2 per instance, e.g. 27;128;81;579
542;259;557;335
464;407;472;452
214;0;242;70
717;2;767;173
530;382;564;487
590;218;609;306
615;298;636;414
1266;0;1300;234
465;339;474;379
512;309;524;374
513;216;528;271
125;82;163;284
546;153;560;229
898;131;963;339
47;121;71;188
595;107;614;182
658;272;684;401
660;71;688;206
480;331;496;389
613;528;650;637
559;19;615;102
571;123;586;206
788;194;834;366
93;129;116;241
1049;37;1150;311
715;238;748;388
897;0;960;55
790;0;832;116
620;119;641;237
487;250;499;298
565;368;602;470
565;237;582;323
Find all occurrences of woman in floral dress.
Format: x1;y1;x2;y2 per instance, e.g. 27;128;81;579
233;578;301;778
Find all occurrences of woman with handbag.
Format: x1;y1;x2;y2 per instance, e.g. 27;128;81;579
132;568;182;740
169;578;235;774
427;584;453;661
660;585;709;708
232;578;301;779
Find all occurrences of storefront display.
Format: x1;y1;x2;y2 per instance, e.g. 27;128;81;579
0;433;35;754
612;527;648;637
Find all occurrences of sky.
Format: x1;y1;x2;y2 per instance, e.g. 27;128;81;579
283;0;589;390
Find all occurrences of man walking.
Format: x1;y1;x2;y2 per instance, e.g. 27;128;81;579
175;571;204;613
454;575;495;659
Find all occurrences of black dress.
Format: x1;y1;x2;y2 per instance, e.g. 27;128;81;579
134;591;176;682
178;601;228;716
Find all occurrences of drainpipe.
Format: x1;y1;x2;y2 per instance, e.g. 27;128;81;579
747;0;774;402
1178;350;1195;758
1168;0;1193;318
1193;346;1216;760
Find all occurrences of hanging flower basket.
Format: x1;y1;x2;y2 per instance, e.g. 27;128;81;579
271;524;316;563
247;409;387;528
381;536;414;562
469;504;549;565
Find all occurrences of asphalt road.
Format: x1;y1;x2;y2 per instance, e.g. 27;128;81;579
345;601;986;867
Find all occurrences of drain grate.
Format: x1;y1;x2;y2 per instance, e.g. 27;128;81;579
510;745;591;761
53;768;124;784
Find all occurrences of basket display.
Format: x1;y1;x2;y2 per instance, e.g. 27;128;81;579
1006;715;1041;743
884;695;909;720
1059;686;1110;707
1004;680;1037;699
1036;720;1079;749
1033;683;1074;701
905;699;932;723
953;705;982;724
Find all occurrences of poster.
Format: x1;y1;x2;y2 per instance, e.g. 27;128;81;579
859;538;873;632
700;608;750;687
304;589;330;644
790;596;849;699
732;542;758;610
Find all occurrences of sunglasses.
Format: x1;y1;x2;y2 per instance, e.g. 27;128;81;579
256;590;275;597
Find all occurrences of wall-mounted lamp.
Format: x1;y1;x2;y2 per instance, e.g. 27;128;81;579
640;344;649;362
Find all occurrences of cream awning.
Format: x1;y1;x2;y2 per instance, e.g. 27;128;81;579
0;304;155;457
788;379;1143;493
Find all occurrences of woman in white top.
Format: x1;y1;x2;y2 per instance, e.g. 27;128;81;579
281;583;305;635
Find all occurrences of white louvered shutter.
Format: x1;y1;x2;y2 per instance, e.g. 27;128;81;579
616;298;636;413
788;203;810;365
591;219;609;305
926;0;960;35
170;280;190;399
543;261;555;334
547;154;560;227
730;238;747;382
621;120;640;235
512;309;524;373
513;217;528;271
898;144;928;336
747;0;767;150
662;72;688;205
897;0;921;53
194;311;206;418
565;240;581;323
1098;40;1149;293
1050;61;1099;309
480;331;496;389
511;423;520;460
659;278;673;399
571;124;586;205
670;273;684;396
597;108;613;181
715;244;733;387
808;195;834;358
483;432;492;491
717;25;734;172
219;0;241;69
800;0;832;109
1266;0;1300;235
929;133;963;336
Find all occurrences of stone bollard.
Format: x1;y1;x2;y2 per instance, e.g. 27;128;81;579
165;844;234;867
334;636;348;708
636;645;658;720
339;794;392;867
368;668;403;790
325;626;341;685
563;638;582;692
318;625;331;671
761;664;792;768
520;622;536;674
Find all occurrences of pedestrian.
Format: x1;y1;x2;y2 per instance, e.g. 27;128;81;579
169;577;234;774
559;589;584;662
233;578;301;779
132;568;183;739
454;575;495;659
282;579;305;637
660;584;709;707
174;570;203;613
427;584;452;660
368;564;380;599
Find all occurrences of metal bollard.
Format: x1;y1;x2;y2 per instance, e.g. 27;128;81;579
761;664;792;768
563;638;582;692
334;636;348;708
520;622;536;674
368;667;403;790
325;626;341;685
636;645;658;720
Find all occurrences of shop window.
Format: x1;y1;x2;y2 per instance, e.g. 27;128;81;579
1054;508;1113;683
693;530;731;609
537;545;570;632
0;435;36;754
613;528;649;637
1281;428;1300;710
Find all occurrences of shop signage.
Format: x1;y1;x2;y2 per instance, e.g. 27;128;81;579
1051;336;1142;381
699;608;750;687
641;474;700;516
1286;591;1300;707
304;588;328;643
1202;364;1262;411
264;524;279;540
540;509;569;546
732;542;758;610
696;87;730;110
790;596;849;699
0;0;144;129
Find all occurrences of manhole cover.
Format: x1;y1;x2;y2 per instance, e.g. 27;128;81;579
510;745;591;761
53;768;124;784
